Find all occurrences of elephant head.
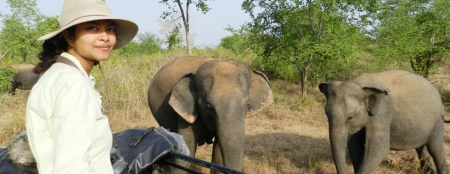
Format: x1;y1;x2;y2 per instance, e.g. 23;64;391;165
318;81;389;173
168;60;273;171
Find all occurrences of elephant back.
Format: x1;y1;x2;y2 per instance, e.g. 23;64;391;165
353;69;443;132
150;57;215;93
353;70;440;102
7;64;39;90
7;64;35;69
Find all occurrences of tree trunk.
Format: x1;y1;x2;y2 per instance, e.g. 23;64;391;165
293;59;308;99
186;27;191;55
22;53;27;63
185;1;191;55
299;67;307;99
177;0;192;55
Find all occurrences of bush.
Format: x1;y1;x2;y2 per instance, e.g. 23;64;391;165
0;67;17;94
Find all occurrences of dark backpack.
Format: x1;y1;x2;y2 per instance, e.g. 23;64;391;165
111;127;189;174
0;127;189;174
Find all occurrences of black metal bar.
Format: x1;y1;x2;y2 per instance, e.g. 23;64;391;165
165;151;245;174
160;160;203;174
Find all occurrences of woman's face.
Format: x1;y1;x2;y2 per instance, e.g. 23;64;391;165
67;20;117;62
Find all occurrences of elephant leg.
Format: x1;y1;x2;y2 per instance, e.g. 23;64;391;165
358;124;390;174
416;145;436;174
177;118;199;157
9;82;17;95
426;123;449;174
348;129;366;173
170;118;202;174
211;140;224;174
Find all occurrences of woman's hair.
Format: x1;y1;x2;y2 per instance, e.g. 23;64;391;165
34;26;75;74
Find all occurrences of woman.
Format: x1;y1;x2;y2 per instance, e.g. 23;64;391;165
26;0;138;173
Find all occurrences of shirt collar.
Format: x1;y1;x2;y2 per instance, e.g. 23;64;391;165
60;52;96;86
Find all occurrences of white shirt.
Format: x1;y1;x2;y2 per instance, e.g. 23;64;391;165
26;52;114;174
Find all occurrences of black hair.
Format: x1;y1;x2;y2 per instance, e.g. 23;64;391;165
34;26;75;74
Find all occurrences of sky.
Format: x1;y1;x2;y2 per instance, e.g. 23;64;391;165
0;0;257;47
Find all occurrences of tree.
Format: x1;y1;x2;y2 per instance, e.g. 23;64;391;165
0;67;17;94
0;0;57;63
136;32;164;54
371;0;450;78
242;0;368;98
166;25;182;50
219;25;253;56
159;0;212;55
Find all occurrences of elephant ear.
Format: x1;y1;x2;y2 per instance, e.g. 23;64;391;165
363;87;390;116
246;70;274;118
318;83;329;98
169;73;198;124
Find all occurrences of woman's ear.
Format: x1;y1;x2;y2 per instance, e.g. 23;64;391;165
62;30;74;46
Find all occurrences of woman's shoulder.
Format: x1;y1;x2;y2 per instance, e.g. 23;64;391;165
38;63;89;87
48;62;85;77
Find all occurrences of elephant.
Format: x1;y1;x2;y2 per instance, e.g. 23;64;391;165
147;56;273;172
6;64;39;95
318;69;449;174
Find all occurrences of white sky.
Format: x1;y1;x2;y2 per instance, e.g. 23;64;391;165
0;0;257;47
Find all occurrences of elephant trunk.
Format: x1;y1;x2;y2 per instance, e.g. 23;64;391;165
215;111;245;171
330;126;349;174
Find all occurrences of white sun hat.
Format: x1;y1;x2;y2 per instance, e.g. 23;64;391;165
37;0;139;49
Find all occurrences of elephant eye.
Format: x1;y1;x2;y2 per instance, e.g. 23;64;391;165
347;115;355;121
206;104;214;113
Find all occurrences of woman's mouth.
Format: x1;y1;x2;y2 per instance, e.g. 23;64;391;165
96;46;111;51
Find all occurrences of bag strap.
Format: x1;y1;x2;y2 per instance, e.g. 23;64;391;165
56;56;79;70
57;56;113;109
129;127;155;147
111;127;155;174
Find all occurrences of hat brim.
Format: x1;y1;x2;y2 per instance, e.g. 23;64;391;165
38;16;138;50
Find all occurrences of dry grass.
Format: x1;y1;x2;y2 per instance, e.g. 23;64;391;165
1;52;450;173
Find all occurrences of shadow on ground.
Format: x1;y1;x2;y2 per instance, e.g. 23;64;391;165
245;132;336;173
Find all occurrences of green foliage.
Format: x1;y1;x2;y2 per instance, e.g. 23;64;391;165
219;26;252;55
35;16;59;40
242;0;368;86
370;0;450;77
239;0;450;87
0;0;55;63
115;32;163;57
251;55;299;81
166;26;182;50
136;32;164;54
0;67;17;94
217;25;261;64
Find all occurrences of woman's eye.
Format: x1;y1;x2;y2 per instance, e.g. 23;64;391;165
88;26;98;31
107;27;116;32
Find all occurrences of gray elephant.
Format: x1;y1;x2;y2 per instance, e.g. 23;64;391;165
148;56;273;172
6;64;39;95
319;69;449;174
